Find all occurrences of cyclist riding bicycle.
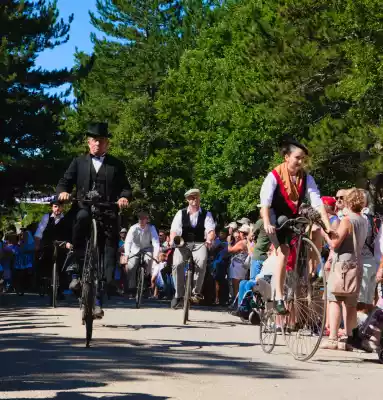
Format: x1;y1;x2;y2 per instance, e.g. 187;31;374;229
123;210;160;296
57;122;132;318
259;139;333;315
170;188;216;309
34;197;73;298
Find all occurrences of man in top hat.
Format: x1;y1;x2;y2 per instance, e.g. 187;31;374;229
34;197;73;298
57;122;132;318
169;188;216;309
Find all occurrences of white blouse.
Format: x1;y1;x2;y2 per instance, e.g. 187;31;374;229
260;172;323;210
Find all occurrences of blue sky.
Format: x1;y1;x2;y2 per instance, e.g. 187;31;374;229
36;0;97;71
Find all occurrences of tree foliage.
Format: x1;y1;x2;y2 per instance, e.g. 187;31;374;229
0;0;74;203
7;0;383;226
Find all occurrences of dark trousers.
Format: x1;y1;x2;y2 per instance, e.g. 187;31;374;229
73;207;118;298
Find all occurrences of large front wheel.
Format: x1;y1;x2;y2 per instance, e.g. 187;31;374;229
81;218;98;348
136;266;145;309
282;236;327;361
183;269;192;325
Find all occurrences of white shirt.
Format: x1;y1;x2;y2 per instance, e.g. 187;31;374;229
124;223;160;258
34;213;65;239
92;155;105;173
374;225;383;267
170;207;216;239
260;172;323;210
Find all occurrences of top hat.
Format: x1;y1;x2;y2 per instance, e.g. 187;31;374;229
87;122;111;138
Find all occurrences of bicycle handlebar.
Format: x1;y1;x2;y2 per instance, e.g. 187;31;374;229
128;249;159;264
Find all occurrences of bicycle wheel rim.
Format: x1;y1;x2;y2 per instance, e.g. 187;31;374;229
259;311;277;354
136;267;144;309
282;236;327;361
82;282;94;347
52;261;58;308
183;269;192;325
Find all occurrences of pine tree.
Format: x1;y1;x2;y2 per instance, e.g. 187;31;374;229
0;0;73;202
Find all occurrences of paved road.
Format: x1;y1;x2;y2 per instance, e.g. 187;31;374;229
0;294;380;400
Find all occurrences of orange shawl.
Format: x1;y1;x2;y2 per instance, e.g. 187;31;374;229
273;162;303;203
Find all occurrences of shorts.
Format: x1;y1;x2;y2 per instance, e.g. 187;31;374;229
229;259;247;280
358;257;377;305
276;228;294;247
327;290;358;307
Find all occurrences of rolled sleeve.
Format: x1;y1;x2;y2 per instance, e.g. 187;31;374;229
34;214;49;239
306;175;323;210
170;210;183;236
204;212;216;234
151;225;160;258
124;226;134;256
260;173;277;207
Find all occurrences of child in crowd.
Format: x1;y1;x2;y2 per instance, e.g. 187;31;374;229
14;230;35;295
151;251;168;299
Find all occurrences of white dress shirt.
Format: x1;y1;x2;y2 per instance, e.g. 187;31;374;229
260;172;323;210
124;223;160;258
170;207;216;239
92;155;105;173
34;213;65;239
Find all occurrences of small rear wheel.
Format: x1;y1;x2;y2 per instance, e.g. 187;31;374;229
259;311;277;353
136;266;145;309
183;269;192;325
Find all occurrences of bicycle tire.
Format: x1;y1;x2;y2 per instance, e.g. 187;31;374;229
83;282;94;348
282;236;327;361
81;218;98;348
183;269;192;325
52;258;58;308
259;311;277;354
136;266;145;309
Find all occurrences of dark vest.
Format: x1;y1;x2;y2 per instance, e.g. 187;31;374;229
90;161;107;199
271;170;307;219
41;215;68;245
181;208;207;242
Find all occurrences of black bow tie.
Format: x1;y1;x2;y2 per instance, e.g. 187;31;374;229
91;154;105;161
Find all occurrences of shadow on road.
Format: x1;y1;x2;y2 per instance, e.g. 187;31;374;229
5;391;170;400
0;300;300;395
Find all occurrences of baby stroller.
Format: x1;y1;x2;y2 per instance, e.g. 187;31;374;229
348;303;383;363
239;275;274;325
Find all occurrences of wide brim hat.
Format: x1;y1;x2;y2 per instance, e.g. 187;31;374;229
50;196;63;206
237;217;251;225
238;224;250;234
224;222;238;230
184;188;201;198
87;122;111;138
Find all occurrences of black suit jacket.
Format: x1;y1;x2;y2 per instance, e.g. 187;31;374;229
56;154;132;202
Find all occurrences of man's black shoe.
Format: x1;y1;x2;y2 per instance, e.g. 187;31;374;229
171;297;184;309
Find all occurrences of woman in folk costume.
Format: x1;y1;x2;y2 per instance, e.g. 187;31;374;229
260;140;333;315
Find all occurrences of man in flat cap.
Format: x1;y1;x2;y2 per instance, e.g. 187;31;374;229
57;122;132;318
169;188;216;309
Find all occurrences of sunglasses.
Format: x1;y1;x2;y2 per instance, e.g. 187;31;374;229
187;196;198;200
335;196;344;201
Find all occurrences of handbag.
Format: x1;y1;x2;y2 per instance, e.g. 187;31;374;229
328;222;361;297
